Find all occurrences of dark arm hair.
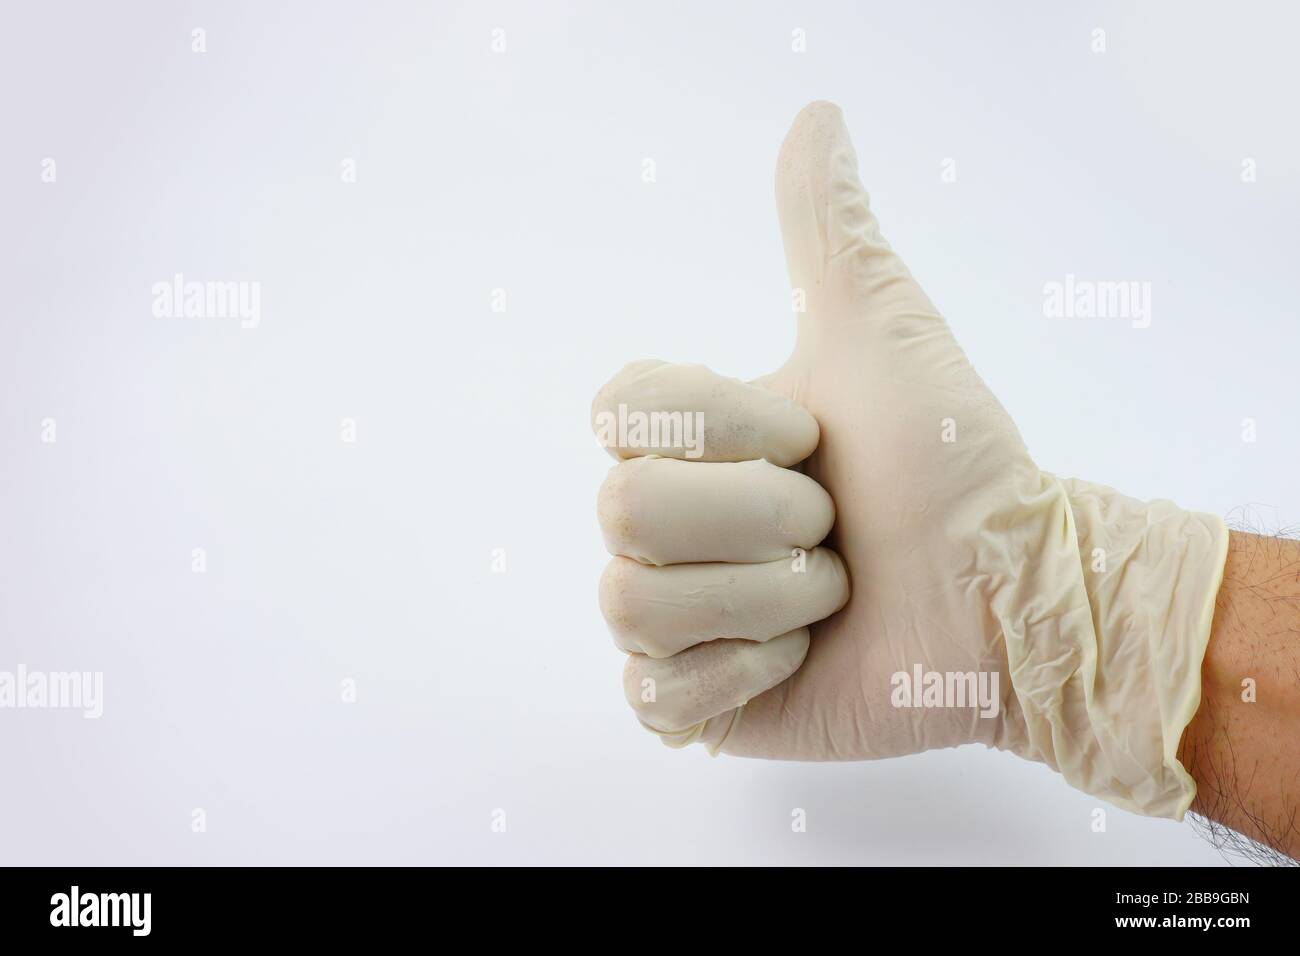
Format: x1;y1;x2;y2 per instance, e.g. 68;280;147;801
1178;528;1300;865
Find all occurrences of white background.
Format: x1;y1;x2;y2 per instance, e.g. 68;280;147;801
1;1;1296;865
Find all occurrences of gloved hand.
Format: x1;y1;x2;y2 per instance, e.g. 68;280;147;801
592;101;1228;819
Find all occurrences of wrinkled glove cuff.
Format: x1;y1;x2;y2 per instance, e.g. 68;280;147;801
1000;473;1228;819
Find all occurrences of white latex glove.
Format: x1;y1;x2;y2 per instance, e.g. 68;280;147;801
592;101;1228;819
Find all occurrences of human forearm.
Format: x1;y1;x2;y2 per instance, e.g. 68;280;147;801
1178;530;1300;861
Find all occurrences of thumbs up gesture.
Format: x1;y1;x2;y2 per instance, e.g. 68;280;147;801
593;102;1227;820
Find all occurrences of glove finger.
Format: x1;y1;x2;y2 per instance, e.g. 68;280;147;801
623;629;810;735
775;100;938;323
600;548;849;657
597;457;834;565
592;360;819;467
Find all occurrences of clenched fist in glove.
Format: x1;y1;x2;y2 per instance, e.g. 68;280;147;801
592;101;1228;820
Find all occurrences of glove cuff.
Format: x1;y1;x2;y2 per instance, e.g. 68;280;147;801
1000;473;1228;819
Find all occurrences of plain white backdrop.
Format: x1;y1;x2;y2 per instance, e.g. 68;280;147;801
1;1;1297;864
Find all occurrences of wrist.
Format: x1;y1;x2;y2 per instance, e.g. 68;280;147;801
998;473;1227;817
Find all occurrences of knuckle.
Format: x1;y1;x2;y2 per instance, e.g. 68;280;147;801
621;654;657;719
596;460;645;553
599;558;643;651
591;360;666;452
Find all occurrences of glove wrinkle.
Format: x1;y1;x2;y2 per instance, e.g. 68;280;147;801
997;473;1229;819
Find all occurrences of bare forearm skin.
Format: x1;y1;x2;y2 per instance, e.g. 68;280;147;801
1178;530;1300;862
